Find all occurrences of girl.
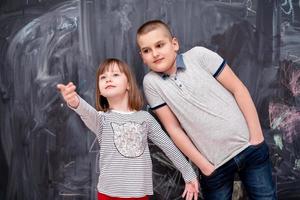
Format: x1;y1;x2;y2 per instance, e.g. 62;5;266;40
57;58;199;200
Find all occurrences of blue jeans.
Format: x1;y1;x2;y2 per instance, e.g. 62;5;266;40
200;141;277;200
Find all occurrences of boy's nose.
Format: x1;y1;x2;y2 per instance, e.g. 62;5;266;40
152;49;159;58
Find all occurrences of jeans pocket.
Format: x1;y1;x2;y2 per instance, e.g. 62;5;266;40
200;165;235;193
248;141;270;165
202;169;217;178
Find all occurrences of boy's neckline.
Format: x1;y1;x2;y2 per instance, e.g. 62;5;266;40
110;109;136;114
160;54;186;79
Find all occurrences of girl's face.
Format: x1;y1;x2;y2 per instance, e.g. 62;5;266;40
98;64;129;99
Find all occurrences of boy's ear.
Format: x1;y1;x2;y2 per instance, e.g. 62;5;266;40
139;51;146;64
172;37;179;51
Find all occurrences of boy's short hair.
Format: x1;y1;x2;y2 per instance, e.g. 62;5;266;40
136;20;173;40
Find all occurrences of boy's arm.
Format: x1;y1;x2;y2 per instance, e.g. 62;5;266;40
147;113;198;183
153;105;215;176
216;64;264;145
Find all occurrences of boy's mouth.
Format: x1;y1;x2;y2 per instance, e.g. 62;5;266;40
153;58;164;64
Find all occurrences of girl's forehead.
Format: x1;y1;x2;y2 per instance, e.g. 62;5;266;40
102;63;122;72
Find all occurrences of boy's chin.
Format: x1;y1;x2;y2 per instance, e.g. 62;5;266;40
152;69;166;73
149;66;169;73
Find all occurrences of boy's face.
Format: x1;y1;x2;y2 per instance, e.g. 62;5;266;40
137;28;179;74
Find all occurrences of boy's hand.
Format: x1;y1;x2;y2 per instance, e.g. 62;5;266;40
57;82;79;108
199;161;215;177
182;179;199;200
249;136;264;145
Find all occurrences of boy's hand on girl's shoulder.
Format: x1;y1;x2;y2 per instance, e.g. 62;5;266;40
57;82;79;108
182;179;199;200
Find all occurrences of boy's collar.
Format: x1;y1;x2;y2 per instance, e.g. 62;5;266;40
176;54;186;70
161;54;186;79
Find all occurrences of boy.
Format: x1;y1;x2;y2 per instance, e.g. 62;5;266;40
136;20;276;199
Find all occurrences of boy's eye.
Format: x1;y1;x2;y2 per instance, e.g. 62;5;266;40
157;42;164;48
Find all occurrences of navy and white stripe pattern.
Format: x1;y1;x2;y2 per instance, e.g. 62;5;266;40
72;96;197;198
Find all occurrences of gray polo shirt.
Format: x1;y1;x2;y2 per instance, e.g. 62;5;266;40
143;46;251;168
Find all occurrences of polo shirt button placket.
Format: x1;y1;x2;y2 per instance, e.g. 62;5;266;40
174;78;190;98
175;79;183;89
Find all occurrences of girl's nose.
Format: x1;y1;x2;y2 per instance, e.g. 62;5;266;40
105;77;112;83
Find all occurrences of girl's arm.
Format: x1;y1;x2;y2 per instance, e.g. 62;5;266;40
70;96;103;134
57;82;103;134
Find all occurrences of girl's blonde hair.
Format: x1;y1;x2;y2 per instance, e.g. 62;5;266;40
95;58;143;112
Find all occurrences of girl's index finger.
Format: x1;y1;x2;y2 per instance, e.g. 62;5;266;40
56;84;66;91
67;82;74;87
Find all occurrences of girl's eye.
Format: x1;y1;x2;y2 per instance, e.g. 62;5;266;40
100;76;106;80
113;73;119;77
142;49;149;54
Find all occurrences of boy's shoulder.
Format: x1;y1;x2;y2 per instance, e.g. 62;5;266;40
143;70;161;84
182;46;209;57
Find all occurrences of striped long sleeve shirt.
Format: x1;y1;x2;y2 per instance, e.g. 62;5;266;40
72;96;197;197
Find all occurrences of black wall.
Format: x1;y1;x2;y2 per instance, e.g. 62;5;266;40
0;0;299;199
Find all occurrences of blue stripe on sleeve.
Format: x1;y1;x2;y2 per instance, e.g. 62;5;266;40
151;103;167;110
213;60;226;78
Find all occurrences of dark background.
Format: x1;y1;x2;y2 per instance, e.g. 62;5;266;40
0;0;299;199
